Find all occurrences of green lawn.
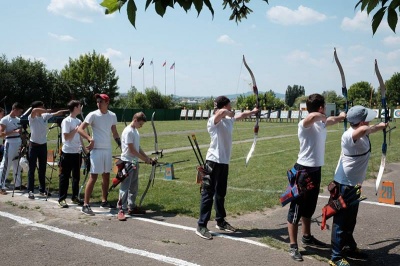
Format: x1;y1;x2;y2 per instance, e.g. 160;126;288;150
34;118;400;219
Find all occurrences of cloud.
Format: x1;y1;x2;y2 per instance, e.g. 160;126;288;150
217;35;236;44
266;5;327;25
20;54;47;63
341;11;370;31
102;48;122;58
387;49;400;61
48;32;76;41
383;36;400;46
47;0;103;23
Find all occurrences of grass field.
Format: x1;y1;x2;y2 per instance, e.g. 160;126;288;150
34;118;400;219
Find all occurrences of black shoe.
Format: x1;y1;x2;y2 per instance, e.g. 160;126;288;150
100;201;116;209
301;235;328;248
289;247;303;261
196;226;213;240
71;197;84;206
343;246;368;260
39;191;52;197
216;220;237;232
28;191;35;199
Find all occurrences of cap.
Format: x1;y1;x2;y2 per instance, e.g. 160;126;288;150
214;96;230;109
347;105;376;124
95;93;110;102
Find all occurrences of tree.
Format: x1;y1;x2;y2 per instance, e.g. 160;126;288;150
285;85;305;108
100;0;399;34
60;50;119;108
200;97;215;110
384;72;400;108
348;81;373;106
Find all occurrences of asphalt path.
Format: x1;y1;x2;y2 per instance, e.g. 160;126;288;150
1;163;400;265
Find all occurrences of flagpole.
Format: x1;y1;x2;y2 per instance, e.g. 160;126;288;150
164;60;167;95
174;65;176;95
151;59;154;87
130;56;132;89
143;64;145;93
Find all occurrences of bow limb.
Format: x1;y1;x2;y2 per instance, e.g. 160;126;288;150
333;48;348;131
242;55;260;166
139;111;162;207
375;59;388;194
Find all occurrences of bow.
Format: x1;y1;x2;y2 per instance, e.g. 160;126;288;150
375;59;389;194
242;55;260;166
333;48;348;131
139;111;163;207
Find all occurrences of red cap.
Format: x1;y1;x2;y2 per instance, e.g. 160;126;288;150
95;93;110;102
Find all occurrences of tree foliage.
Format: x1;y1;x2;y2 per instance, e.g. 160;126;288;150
60;50;119;108
383;72;400;107
348;81;373;106
285;85;305;108
117;86;175;109
100;0;398;34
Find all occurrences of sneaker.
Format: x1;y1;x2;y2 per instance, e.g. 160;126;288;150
343;246;368;260
39;191;52;197
100;201;116;209
196;226;213;240
301;235;327;248
28;191;35;199
117;210;126;221
216;221;237;232
14;185;27;190
289;247;303;261
71;197;84;206
81;205;95;216
128;207;146;215
328;258;350;266
58;200;69;208
0;189;8;195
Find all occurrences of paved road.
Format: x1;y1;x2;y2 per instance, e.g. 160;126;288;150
1;163;400;265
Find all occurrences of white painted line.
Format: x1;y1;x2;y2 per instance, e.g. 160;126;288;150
319;195;400;208
131;217;275;249
0;211;199;266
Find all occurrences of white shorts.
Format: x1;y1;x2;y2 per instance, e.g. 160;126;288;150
90;148;112;174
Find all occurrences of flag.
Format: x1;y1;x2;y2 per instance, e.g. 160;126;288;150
138;57;144;69
170;62;175;70
162;61;166;67
129;56;131;67
150;59;153;65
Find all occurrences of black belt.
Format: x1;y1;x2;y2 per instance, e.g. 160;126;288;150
30;142;46;147
5;136;20;139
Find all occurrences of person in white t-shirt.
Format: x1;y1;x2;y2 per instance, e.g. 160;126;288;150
0;102;24;195
0;107;4;163
78;93;120;215
116;112;153;221
286;93;346;262
27;101;68;199
195;96;258;240
58;100;88;208
328;106;387;266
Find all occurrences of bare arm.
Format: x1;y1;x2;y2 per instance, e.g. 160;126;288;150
302;112;327;128
63;125;79;141
111;124;119;139
352;122;388;141
127;143;151;164
0;124;21;138
234;107;259;121
325;112;346;127
77;122;94;150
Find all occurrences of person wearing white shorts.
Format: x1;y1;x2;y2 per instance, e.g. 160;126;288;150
78;93;120;215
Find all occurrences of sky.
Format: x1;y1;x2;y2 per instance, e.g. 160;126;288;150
1;0;399;98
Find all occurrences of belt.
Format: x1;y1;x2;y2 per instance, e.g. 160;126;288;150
5;135;20;139
30;142;46;147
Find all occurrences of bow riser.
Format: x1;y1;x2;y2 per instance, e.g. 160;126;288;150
334;48;348;131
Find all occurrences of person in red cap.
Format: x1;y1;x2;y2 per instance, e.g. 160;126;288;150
78;93;121;215
195;96;258;240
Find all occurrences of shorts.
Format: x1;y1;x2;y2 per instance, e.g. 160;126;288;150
287;164;321;224
90;148;112;174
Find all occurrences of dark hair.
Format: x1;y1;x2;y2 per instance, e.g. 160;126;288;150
67;100;81;112
306;94;325;113
31;101;44;108
0;107;4;113
214;96;230;109
12;102;24;110
133;112;147;122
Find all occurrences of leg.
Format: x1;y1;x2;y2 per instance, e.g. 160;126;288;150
214;163;228;224
58;153;71;202
84;173;98;205
37;144;47;193
0;142;11;189
101;172;110;202
28;145;38;192
127;164;139;209
71;153;81;199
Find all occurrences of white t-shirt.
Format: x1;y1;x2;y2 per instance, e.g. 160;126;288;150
29;113;53;144
61;116;82;154
205;115;234;164
334;128;371;186
296;119;326;167
120;125;140;162
84;109;117;149
0;115;21;144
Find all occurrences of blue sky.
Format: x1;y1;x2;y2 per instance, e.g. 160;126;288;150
1;0;399;98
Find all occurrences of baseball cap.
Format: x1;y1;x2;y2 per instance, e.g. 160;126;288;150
95;93;110;102
347;105;376;124
214;96;230;109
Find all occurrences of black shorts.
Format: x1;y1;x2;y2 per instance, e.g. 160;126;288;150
287;164;321;224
